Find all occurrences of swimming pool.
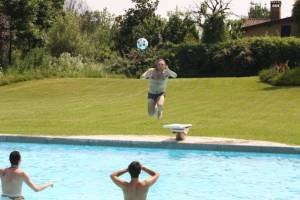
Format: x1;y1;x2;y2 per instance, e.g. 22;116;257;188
0;142;300;200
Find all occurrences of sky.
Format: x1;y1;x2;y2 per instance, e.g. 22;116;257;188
85;0;295;18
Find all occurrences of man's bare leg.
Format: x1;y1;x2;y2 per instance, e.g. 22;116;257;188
156;95;165;120
148;99;157;117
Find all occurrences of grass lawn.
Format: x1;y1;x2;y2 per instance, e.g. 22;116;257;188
0;77;299;144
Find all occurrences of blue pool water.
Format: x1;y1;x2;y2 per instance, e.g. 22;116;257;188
0;142;300;200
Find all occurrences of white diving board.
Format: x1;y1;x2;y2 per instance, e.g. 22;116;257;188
163;124;192;141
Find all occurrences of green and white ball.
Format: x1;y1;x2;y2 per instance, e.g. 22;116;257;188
137;38;148;50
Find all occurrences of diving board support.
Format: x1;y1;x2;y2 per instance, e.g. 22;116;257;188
163;124;192;141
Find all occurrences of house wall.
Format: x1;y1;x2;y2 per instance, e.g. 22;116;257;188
244;21;300;37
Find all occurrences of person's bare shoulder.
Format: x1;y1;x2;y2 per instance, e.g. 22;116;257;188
141;180;151;188
121;181;131;189
20;171;29;178
148;68;155;72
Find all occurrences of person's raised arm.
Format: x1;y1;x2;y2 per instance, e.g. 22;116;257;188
22;172;53;192
140;68;153;79
110;169;128;188
166;67;177;78
142;166;159;187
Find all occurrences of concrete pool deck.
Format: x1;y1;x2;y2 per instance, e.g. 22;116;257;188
1;134;300;154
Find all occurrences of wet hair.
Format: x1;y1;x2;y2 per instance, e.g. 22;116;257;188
128;161;142;178
9;151;21;166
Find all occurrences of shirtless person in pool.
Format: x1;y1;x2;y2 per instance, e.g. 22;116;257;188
0;151;53;200
111;161;159;200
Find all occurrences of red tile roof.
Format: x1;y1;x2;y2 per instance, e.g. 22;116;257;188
242;19;270;28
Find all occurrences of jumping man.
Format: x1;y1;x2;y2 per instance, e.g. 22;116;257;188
141;59;177;119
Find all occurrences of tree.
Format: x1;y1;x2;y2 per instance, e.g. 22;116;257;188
47;12;83;57
80;9;117;61
163;10;199;44
228;19;245;40
115;0;162;53
64;0;89;15
194;0;231;44
248;2;270;19
0;12;9;67
0;0;64;65
0;0;38;64
293;0;300;34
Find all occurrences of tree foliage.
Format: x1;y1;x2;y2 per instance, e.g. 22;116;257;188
293;0;300;34
194;0;231;44
163;11;199;44
0;12;9;67
0;0;64;65
248;2;270;19
228;19;245;40
115;0;163;53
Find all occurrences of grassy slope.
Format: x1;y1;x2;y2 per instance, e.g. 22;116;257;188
0;77;299;144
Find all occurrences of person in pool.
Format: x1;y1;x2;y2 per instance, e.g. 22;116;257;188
0;151;53;200
141;59;177;119
110;161;159;200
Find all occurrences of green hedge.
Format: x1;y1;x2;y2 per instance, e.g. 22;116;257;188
180;37;300;77
111;37;300;78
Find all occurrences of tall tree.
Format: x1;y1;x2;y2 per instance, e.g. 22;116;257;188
293;0;300;34
163;10;199;44
64;0;89;15
194;0;231;44
227;19;245;40
116;0;162;53
0;12;9;67
47;12;83;57
0;0;64;65
0;0;38;64
248;2;270;19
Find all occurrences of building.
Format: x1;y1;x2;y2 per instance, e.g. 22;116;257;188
242;1;299;37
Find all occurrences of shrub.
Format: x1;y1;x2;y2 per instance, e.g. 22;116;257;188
259;67;300;86
0;52;108;86
12;48;52;71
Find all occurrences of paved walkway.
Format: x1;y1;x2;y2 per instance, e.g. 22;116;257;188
69;135;292;147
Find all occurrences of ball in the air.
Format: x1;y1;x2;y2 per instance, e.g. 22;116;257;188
137;38;148;50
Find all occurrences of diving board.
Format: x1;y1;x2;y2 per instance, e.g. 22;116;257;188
163;124;192;141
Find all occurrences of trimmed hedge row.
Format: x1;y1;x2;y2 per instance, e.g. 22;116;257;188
110;37;300;77
169;37;300;77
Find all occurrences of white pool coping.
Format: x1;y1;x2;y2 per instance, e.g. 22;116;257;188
1;134;300;154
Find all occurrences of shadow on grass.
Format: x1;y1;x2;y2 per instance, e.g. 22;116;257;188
257;81;300;91
261;86;300;91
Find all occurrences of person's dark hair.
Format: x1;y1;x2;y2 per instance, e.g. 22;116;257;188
155;59;166;67
9;151;21;166
128;161;142;178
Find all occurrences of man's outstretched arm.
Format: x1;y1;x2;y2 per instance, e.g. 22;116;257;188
22;172;53;192
110;169;128;188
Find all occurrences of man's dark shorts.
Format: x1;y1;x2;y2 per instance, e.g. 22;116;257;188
148;92;165;101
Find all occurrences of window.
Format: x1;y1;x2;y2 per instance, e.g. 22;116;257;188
281;25;291;37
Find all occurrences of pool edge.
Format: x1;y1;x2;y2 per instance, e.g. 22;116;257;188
1;134;300;154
